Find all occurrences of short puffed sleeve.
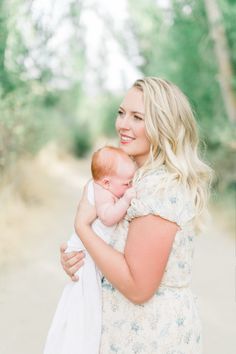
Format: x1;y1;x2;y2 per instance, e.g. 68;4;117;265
126;170;195;228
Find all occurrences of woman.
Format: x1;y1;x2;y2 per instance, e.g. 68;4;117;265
60;77;212;353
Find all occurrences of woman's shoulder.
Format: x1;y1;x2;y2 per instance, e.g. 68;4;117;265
135;165;191;196
129;165;196;227
134;164;182;200
134;164;167;190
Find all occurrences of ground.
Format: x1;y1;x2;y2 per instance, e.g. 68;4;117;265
0;144;235;354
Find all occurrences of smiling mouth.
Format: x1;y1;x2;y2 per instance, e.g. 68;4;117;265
120;134;135;143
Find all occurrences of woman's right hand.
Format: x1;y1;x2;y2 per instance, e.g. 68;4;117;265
60;243;85;281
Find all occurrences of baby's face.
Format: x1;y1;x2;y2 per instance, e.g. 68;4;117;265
109;161;136;198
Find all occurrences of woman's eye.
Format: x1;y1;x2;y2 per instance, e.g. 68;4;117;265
134;115;143;121
118;110;124;116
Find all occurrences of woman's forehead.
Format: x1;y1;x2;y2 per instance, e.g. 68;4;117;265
120;87;144;114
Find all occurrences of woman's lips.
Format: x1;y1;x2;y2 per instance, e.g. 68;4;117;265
120;134;135;144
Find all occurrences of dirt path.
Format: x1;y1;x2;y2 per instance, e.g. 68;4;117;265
0;146;91;354
0;147;235;354
192;220;236;353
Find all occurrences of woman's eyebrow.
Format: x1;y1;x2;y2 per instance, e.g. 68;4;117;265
119;106;144;116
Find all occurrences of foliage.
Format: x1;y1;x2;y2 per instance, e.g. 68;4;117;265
0;87;62;172
92;94;122;137
128;0;225;134
0;0;87;172
70;123;92;158
0;0;235;195
221;0;236;76
127;0;236;191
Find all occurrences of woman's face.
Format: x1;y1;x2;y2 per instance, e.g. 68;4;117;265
115;87;150;167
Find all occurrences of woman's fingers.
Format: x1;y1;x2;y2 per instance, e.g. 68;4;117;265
60;242;85;280
68;258;85;278
65;252;84;267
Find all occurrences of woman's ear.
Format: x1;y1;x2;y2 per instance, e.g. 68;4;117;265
100;177;110;190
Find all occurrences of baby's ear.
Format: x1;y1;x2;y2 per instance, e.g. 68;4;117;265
100;177;110;190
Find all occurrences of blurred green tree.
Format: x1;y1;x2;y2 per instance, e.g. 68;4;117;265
0;0;88;173
127;0;235;190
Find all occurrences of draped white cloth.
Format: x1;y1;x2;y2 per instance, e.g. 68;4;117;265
44;181;116;354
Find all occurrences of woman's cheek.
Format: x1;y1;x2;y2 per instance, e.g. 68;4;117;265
115;117;120;133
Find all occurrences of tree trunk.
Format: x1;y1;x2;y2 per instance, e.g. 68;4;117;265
204;0;236;123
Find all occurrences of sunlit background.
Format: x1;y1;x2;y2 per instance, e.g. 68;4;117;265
0;0;235;353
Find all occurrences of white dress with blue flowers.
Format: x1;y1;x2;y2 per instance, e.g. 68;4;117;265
99;167;202;354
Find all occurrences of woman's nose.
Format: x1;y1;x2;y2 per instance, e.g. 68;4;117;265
117;116;130;130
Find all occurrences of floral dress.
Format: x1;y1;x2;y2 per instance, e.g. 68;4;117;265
99;166;202;354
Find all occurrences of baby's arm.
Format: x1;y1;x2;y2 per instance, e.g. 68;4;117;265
94;186;136;227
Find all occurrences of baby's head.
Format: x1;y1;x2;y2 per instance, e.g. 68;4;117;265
91;146;137;198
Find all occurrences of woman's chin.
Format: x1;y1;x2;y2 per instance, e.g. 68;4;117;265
119;143;133;154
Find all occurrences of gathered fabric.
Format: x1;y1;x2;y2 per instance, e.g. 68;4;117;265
44;181;115;354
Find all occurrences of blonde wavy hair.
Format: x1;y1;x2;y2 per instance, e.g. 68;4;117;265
132;77;213;232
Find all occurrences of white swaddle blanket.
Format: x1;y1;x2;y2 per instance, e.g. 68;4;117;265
44;181;116;354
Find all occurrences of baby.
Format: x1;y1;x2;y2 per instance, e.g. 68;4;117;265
44;146;137;354
91;145;136;226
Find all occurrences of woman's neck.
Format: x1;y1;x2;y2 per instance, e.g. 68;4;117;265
133;155;148;168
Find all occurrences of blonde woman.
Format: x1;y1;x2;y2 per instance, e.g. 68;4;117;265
60;77;212;353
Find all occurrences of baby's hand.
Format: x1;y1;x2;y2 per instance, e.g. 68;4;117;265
123;187;136;203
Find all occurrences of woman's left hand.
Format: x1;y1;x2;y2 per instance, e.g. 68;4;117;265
74;182;97;234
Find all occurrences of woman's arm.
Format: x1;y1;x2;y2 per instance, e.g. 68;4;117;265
75;188;179;304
